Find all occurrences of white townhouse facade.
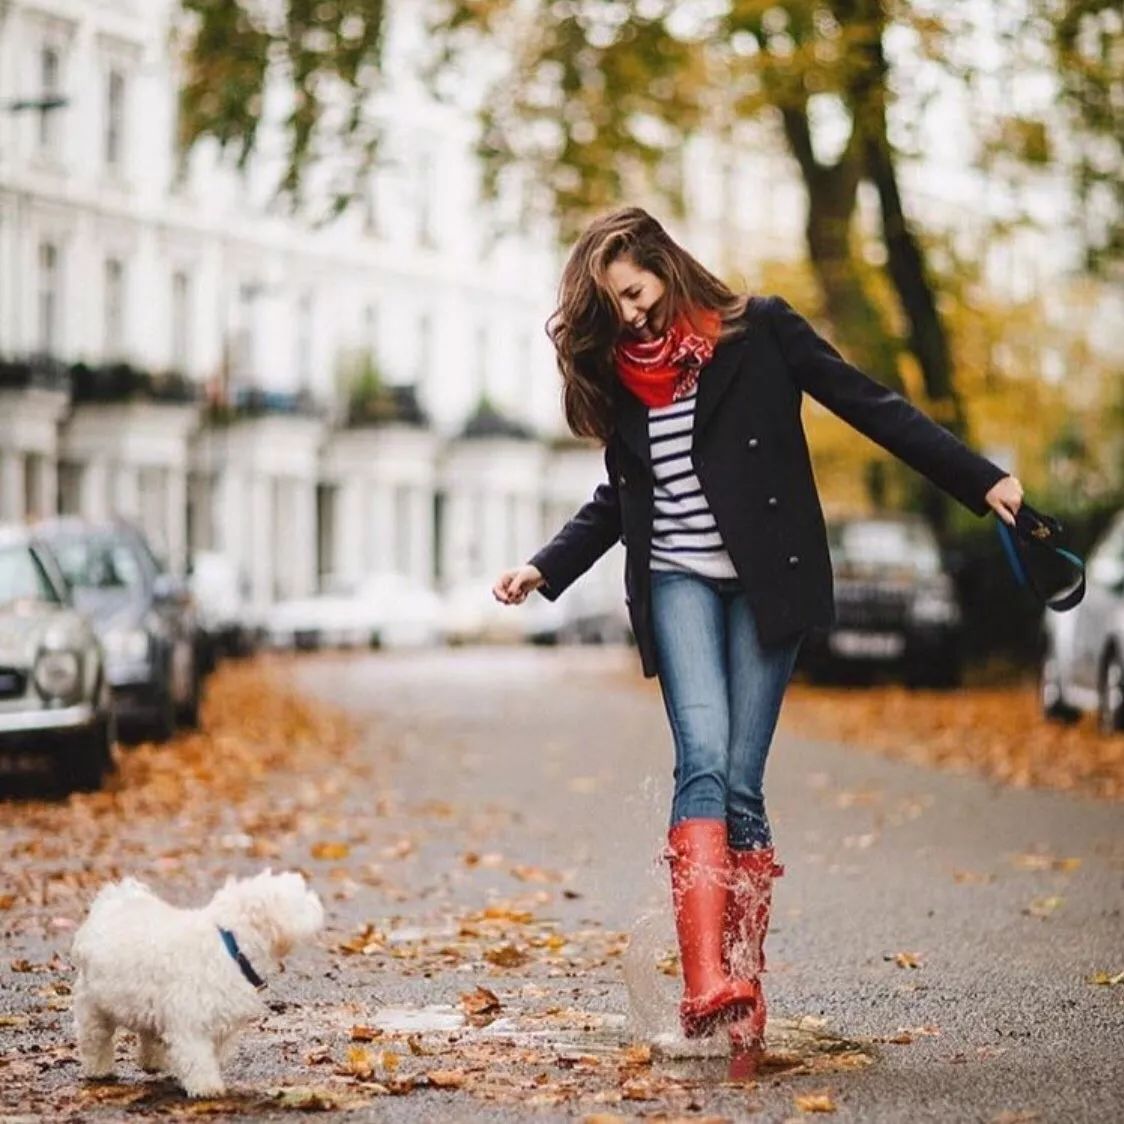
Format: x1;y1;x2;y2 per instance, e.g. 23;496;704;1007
0;0;630;613
3;0;1114;620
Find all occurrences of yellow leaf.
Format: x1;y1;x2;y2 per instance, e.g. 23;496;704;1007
344;1045;374;1078
427;1069;466;1088
1023;896;1063;919
1087;970;1124;986
459;985;502;1016
794;1091;838;1112
484;942;529;968
311;841;349;861
889;951;922;969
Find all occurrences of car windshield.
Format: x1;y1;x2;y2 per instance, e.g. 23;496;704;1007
51;536;146;591
0;546;63;606
828;520;942;577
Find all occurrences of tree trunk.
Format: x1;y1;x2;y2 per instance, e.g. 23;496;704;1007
778;105;904;393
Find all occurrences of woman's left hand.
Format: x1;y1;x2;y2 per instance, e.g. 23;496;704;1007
985;475;1025;527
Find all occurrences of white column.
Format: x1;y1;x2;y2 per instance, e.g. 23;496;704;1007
80;456;109;522
0;449;25;522
294;477;317;596
249;473;273;605
409;484;432;586
36;455;58;520
446;487;473;584
335;480;364;581
369;482;394;573
166;468;188;575
482;491;506;580
113;463;140;521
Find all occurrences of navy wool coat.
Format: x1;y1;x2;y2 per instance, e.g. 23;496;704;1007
529;295;1008;679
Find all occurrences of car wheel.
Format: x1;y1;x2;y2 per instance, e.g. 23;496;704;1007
149;688;177;743
1097;650;1124;735
63;715;114;793
177;653;202;730
1040;652;1080;724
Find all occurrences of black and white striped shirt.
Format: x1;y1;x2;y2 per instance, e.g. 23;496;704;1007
649;390;738;579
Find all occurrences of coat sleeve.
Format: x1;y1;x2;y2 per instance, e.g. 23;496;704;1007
528;441;622;601
767;295;1008;516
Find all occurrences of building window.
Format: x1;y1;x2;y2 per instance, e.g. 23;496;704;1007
171;270;191;371
104;258;124;358
105;69;125;170
37;241;60;354
39;47;61;153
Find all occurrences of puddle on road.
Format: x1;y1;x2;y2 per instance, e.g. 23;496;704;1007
364;1001;873;1078
370;1004;466;1033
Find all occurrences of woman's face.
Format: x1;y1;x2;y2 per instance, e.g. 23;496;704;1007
606;256;667;342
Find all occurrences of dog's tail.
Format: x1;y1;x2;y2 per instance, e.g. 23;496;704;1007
71;878;153;968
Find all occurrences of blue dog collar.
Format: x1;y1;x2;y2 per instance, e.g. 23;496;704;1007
218;926;267;991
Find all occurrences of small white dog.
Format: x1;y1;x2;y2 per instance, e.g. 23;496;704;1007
71;869;324;1097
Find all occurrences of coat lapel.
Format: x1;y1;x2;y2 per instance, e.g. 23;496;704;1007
692;329;751;439
613;384;651;471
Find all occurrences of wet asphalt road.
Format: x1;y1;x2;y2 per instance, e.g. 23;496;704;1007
3;645;1123;1122
289;647;1124;1123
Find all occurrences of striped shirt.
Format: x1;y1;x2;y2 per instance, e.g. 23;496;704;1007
648;390;738;579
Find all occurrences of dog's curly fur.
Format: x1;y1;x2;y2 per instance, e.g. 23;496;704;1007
71;870;324;1097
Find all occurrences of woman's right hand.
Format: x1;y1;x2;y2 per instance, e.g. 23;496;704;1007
492;565;545;605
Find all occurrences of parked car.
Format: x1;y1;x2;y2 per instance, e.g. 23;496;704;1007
443;576;527;645
0;525;115;790
264;582;374;650
349;573;446;649
189;551;256;667
264;572;446;651
798;514;963;687
1041;508;1124;733
521;578;633;646
36;519;202;742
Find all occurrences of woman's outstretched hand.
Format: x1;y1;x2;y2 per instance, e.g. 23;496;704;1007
985;475;1025;527
492;565;545;605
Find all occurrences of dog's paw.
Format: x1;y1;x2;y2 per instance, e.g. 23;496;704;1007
182;1081;227;1099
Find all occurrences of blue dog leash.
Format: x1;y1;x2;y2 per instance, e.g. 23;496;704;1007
995;504;1085;612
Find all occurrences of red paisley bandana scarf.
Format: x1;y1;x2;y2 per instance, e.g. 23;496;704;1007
614;309;721;408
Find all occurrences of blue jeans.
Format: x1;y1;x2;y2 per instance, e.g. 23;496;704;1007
650;569;804;851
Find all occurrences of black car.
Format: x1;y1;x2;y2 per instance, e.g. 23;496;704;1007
799;515;963;688
36;519;202;741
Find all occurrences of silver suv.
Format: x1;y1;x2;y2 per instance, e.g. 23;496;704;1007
1041;508;1124;734
0;525;115;789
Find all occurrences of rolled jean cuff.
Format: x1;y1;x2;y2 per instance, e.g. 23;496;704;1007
670;795;727;827
727;810;773;851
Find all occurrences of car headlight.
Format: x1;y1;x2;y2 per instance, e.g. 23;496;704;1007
103;628;151;663
34;650;81;701
910;592;960;624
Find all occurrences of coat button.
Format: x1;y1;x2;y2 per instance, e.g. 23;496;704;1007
767;496;779;509
787;554;799;568
619;473;627;486
748;437;760;449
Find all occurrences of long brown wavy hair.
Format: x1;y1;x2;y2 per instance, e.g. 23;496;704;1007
546;207;749;442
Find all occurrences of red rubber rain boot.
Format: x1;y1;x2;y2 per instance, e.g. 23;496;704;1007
667;819;759;1038
724;846;784;1071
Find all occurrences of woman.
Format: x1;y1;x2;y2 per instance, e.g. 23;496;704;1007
491;207;1023;1058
